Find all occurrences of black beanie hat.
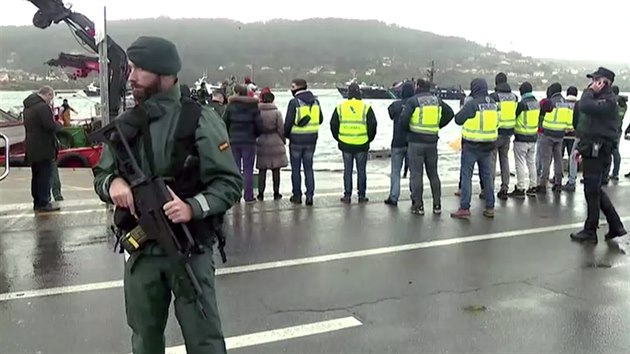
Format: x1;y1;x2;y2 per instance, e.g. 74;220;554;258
127;36;182;75
519;82;533;95
495;72;507;85
566;86;578;97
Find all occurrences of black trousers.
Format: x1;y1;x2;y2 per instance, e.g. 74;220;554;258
582;154;623;231
31;160;53;208
258;168;281;196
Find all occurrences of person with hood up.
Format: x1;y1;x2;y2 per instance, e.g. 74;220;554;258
284;78;323;206
508;82;539;198
256;88;288;201
604;85;626;180
488;73;518;200
570;67;626;243
536;82;572;193
208;89;227;117
224;84;263;202
451;78;499;219
331;83;378;204
400;79;454;215
23;85;62;212
384;81;414;207
562;86;580;191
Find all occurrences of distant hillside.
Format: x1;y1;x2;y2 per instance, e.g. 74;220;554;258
1;18;628;90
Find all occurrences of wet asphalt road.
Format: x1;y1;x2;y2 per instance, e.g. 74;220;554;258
1;180;630;353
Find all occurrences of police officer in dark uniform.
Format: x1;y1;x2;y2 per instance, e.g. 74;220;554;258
93;36;242;354
570;67;626;243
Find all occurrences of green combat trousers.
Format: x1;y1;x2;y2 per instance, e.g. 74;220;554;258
124;246;226;354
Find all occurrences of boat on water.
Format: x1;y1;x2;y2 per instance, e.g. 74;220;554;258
390;83;466;104
336;80;397;99
83;82;100;97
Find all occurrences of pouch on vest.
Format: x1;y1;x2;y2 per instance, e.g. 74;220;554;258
297;115;311;127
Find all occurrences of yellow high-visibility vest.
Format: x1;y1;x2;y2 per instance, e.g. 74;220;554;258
543;101;573;132
497;92;518;129
514;100;540;136
409;95;441;135
462;103;499;142
336;99;369;145
291;99;320;134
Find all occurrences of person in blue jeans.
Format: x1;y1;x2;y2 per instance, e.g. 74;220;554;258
284;78;324;206
384;81;415;206
330;83;378;203
451;78;498;219
223;84;262;202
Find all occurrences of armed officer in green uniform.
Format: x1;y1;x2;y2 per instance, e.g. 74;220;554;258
93;36;242;354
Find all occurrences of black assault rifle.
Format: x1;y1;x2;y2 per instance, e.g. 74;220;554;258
89;119;208;319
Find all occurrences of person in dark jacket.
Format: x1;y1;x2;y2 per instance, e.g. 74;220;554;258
508;82;539;198
451;78;498;219
330;83;378;203
208;89;227;117
570;67;626;243
224;84;262;202
536;82;567;193
384;81;414;206
23;86;62;212
197;82;210;105
604;85;626;180
284;78;324;206
400;79;454;215
488;73;518;199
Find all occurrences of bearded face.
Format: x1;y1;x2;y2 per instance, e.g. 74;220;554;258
128;61;161;102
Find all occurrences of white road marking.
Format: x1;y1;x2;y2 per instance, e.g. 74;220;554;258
163;316;362;354
3;216;626;302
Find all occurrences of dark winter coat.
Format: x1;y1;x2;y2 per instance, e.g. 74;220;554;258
223;95;262;145
23;93;61;163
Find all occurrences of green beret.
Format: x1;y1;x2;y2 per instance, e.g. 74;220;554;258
127;36;181;75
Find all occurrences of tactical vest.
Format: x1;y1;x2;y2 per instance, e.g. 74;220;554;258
336;99;369;145
497;92;518;129
409;95;441;135
543;100;573;132
113;97;226;255
514;100;540;136
291;99;320;134
462;102;499;142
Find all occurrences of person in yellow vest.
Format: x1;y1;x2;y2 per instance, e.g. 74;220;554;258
508;82;539;198
489;73;518;200
536;82;573;193
451;78;498;219
284;78;324;206
330;83;377;203
399;79;454;215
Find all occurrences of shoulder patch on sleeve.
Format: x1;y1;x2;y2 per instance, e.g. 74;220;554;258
218;141;230;151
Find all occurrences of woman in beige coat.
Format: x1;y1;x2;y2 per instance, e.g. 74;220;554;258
256;89;288;200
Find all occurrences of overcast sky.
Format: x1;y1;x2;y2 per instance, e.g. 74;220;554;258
3;0;629;64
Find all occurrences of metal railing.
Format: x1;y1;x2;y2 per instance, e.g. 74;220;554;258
0;132;9;181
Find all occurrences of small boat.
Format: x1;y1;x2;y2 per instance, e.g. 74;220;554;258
336;80;397;100
390;83;466;104
82;82;100;97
